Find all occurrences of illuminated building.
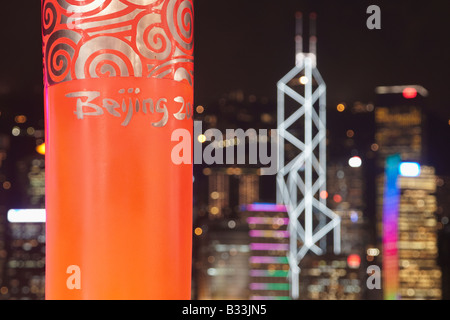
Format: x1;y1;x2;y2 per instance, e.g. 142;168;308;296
396;165;441;300
0;98;46;299
243;203;290;300
276;12;341;299
297;162;368;300
239;175;259;207
380;159;441;300
375;86;442;299
4;212;45;300
4;137;45;300
327;163;367;256
375;85;441;300
193;218;251;300
293;97;375;300
15;156;45;209
193;167;260;300
192;90;274;299
374;85;427;168
436;176;450;300
202;168;260;220
2;150;45;300
207;171;230;219
299;253;362;300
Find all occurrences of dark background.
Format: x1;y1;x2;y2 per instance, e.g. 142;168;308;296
0;2;449;115
0;2;449;193
2;1;450;113
194;0;450;116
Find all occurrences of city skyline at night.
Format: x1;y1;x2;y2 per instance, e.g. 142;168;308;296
0;0;449;301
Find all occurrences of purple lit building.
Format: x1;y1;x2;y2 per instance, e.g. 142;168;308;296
242;203;290;300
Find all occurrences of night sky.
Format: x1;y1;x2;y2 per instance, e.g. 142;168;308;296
1;1;449;113
0;1;450;151
195;0;450;116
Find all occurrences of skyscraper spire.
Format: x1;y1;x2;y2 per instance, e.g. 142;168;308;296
295;12;317;67
295;12;303;58
309;12;317;57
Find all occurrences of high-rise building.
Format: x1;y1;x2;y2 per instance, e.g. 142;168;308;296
243;203;290;300
192;91;275;299
2;150;45;300
3;219;45;300
436;176;450;300
380;157;441;300
375;86;441;300
374;86;426;167
327;163;367;257
193;218;250;300
207;171;230;219
299;253;363;300
4;142;45;300
239;175;259;207
292;98;376;301
0;97;46;300
397;166;441;299
297;162;368;300
193;167;260;300
199;168;260;220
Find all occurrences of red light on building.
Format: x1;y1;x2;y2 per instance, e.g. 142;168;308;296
333;194;342;203
402;87;417;99
347;254;361;269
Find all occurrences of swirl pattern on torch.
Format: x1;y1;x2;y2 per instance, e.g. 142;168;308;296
42;0;194;87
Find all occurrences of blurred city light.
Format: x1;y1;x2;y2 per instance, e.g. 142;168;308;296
198;134;207;143
319;190;328;200
333;194;342;203
36;142;45;155
7;209;46;223
371;143;379;152
11;127;20;136
346;130;354;138
367;248;380;257
227;220;236;229
14;115;27;124
196;105;204;114
2;181;11;190
299;76;309;85
399;162;421;177
402;87;418;99
243;203;287;212
350;211;359;223
348;156;362;168
337;104;345;112
376;85;428;97
347;254;361;269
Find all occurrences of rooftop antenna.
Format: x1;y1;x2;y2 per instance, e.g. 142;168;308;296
309;12;317;57
277;12;341;300
295;12;303;59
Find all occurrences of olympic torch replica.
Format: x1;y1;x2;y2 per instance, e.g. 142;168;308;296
42;0;194;299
